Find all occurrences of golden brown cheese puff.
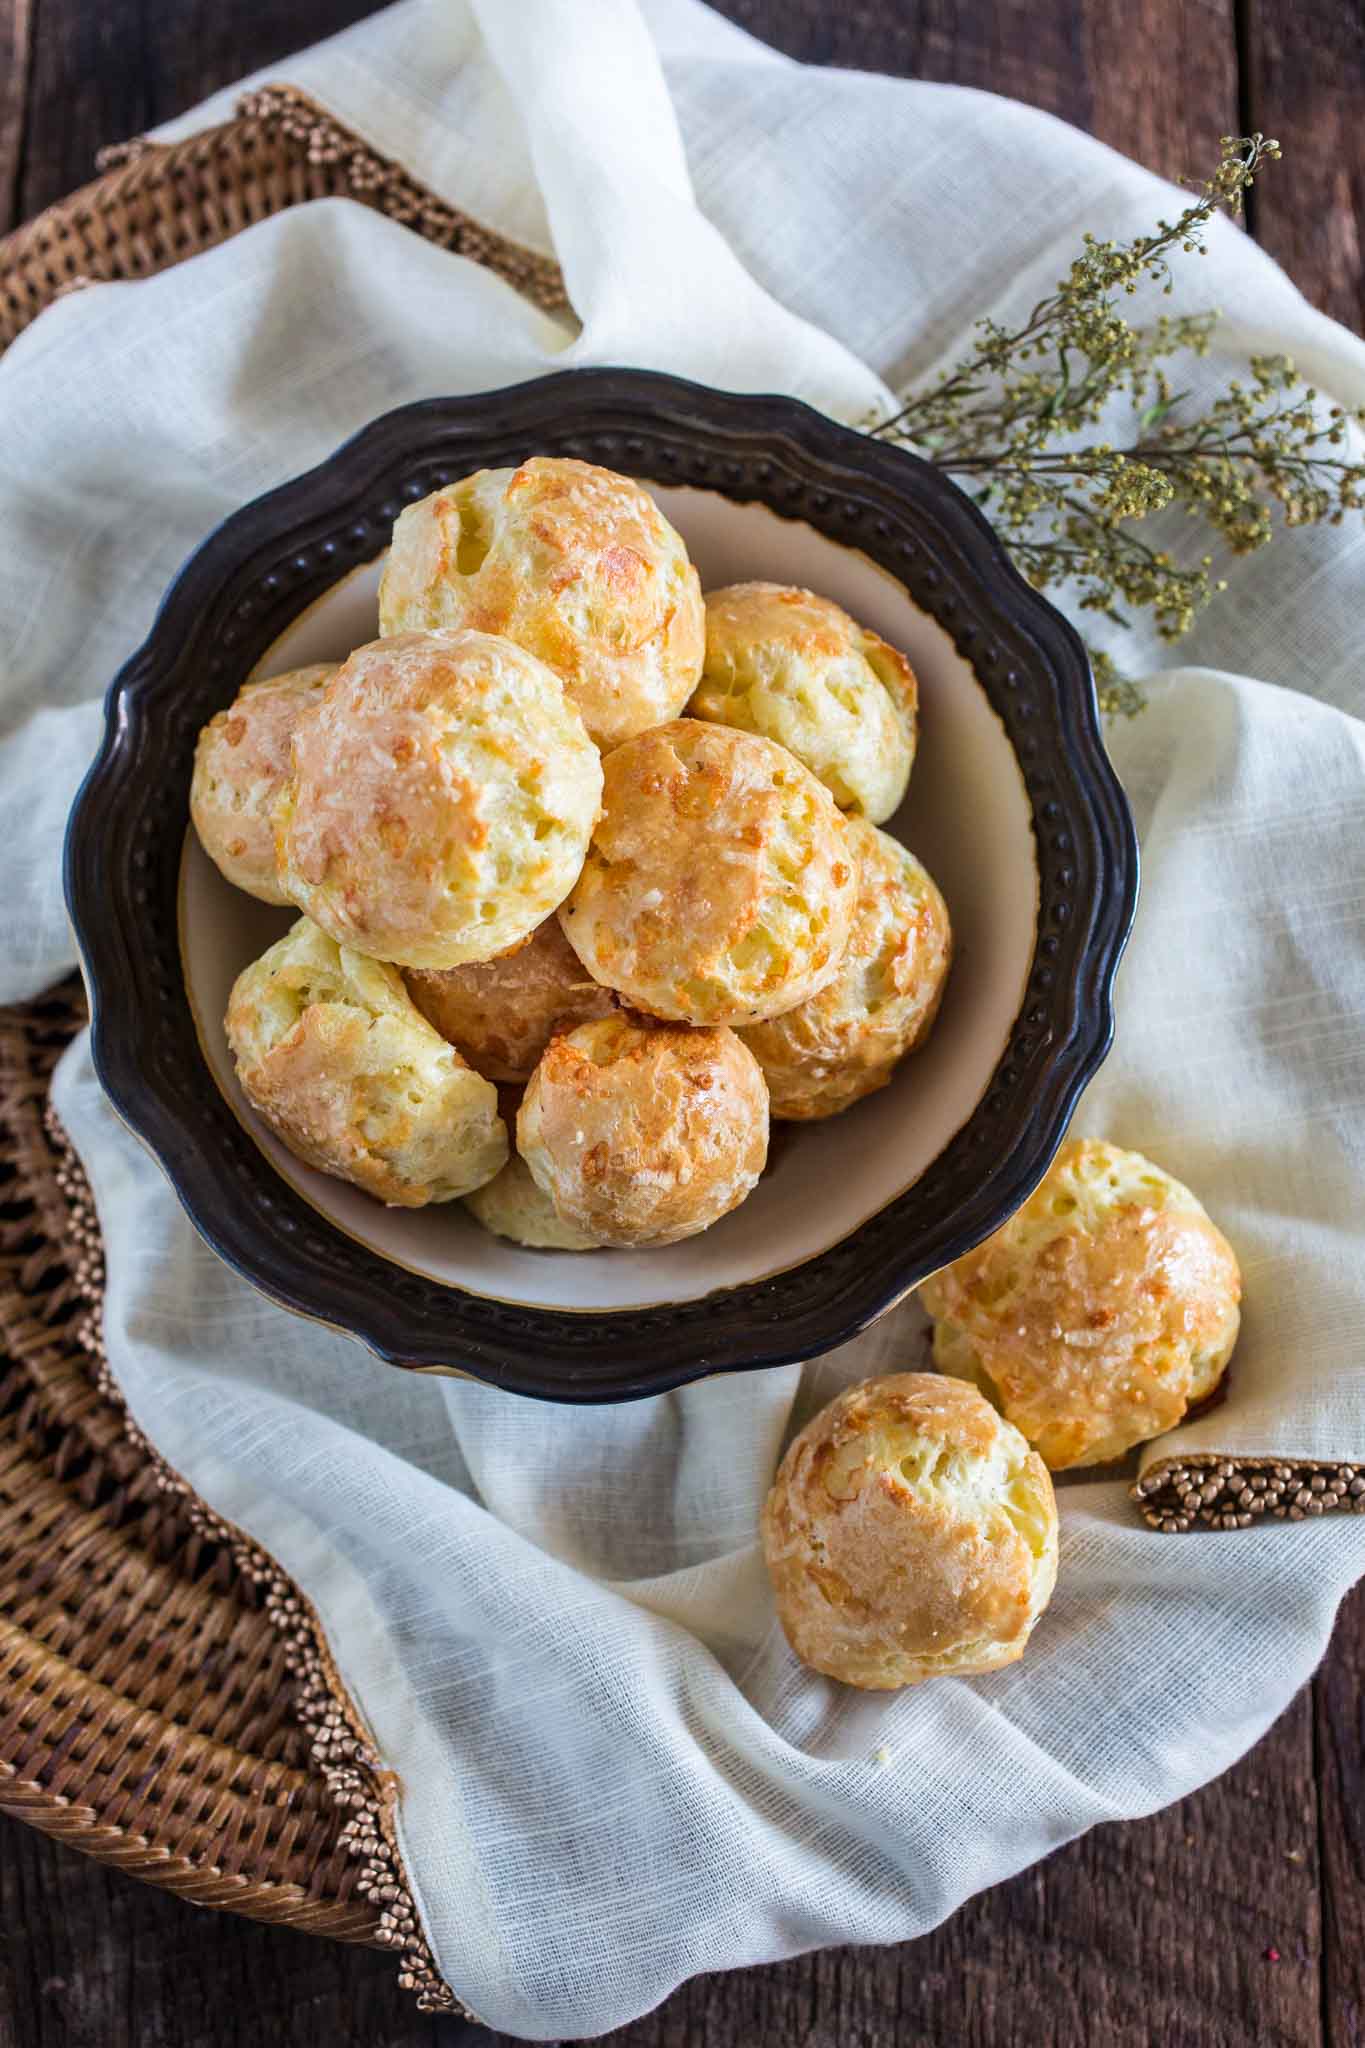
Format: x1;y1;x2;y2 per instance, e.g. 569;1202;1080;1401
762;1372;1057;1690
226;917;506;1206
191;665;335;902
517;1014;769;1247
920;1138;1242;1470
404;915;617;1082
464;1149;605;1250
273;629;601;970
692;583;918;822
740;817;951;1118
464;1082;603;1250
559;719;858;1027
378;458;704;750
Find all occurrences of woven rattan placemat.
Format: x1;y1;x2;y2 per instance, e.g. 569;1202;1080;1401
2;74;1361;2006
0;981;463;2011
0;84;568;350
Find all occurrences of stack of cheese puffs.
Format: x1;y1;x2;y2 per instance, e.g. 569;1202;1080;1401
191;457;951;1251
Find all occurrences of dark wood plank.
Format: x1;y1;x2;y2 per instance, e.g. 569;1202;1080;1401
1083;0;1240;185
16;0;390;220
707;0;1239;184
0;0;33;234
1240;0;1365;330
15;3;152;223
0;1810;432;2048
1315;1576;1365;2047
699;0;1095;129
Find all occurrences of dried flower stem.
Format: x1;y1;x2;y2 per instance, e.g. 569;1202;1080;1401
874;137;1365;713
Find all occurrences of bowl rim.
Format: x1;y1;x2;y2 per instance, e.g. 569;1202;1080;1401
64;367;1137;1403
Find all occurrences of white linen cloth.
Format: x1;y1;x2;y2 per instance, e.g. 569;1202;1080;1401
2;1;1364;2034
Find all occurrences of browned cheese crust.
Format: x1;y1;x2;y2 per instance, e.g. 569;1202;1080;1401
225;918;506;1206
404;914;617;1081
273;629;601;969
379;457;704;749
517;1013;770;1246
693;581;917;821
920;1138;1243;1469
740;816;951;1117
559;719;858;1026
191;664;335;902
761;1372;1058;1690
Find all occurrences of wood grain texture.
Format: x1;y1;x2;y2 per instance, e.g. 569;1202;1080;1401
0;0;32;235
1316;1577;1365;2048
0;0;1360;2044
1083;0;1239;184
15;0;389;219
1241;0;1365;329
706;0;1239;178
16;5;152;224
0;1811;435;2048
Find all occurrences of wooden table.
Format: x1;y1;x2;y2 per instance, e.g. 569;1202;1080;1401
1;3;1362;2043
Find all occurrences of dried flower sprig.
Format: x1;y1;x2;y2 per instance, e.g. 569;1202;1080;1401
873;137;1365;713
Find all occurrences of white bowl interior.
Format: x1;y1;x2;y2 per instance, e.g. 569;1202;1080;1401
181;486;1037;1310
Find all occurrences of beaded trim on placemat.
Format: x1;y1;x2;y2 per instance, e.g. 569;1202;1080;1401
43;1096;466;2017
1133;1454;1365;1532
0;82;570;352
232;84;570;315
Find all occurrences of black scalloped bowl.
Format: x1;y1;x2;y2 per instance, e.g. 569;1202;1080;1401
64;370;1136;1402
